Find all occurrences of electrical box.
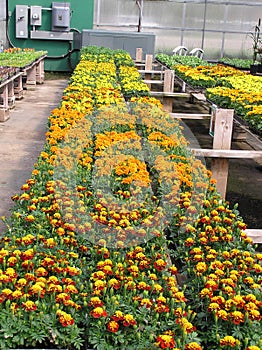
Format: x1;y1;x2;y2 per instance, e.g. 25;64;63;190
15;5;28;38
30;6;42;26
52;2;70;32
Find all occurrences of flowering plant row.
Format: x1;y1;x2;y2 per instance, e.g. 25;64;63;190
156;53;262;133
0;48;47;69
0;46;261;350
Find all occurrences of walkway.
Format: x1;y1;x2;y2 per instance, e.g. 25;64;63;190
0;78;68;232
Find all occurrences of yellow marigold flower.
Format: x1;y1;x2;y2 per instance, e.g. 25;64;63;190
219;335;240;347
185;342;202;350
12;290;23;299
194;262;208;273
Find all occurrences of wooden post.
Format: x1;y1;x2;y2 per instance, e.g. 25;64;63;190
163;70;174;93
145;54;153;70
136;48;143;62
211;108;234;199
144;54;153;89
162;70;174;112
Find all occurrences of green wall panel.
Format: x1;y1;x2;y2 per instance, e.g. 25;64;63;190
7;0;94;71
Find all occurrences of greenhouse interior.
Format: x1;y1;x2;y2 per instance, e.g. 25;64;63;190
0;1;262;350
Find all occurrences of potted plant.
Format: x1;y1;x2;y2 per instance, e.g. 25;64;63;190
249;18;262;74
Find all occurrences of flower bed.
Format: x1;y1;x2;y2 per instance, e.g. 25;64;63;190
0;48;47;69
156;54;262;133
0;47;261;350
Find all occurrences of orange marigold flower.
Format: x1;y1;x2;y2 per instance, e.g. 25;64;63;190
229;311;244;325
140;298;153;308
56;310;74;327
123;314;136;327
155;334;175;349
111;310;124;321
194;262;208;274
168;265;178;275
247;309;261;321
25;215;35;222
56;293;70;303
154;259;167;271
107;320;119;333
90;307;107;318
88;297;103;307
22;300;37;311
220;335;240;347
216;309;228;321
185;342;202;350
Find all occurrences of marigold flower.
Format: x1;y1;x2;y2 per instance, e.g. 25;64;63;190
88;297;103;307
22;300;37;311
107;320;119;333
56;293;70;303
140;298;153;308
123;314;136;326
220;335;240;347
155;334;175;349
56;309;74;327
154;259;167;271
185;342;202;350
216;309;228;321
25;215;35;222
112;310;124;321
90;307;108;318
247;309;261;321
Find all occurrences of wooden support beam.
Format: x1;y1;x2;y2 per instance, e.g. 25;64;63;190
138;70;163;74
170;112;211;120
213;109;234;150
191;93;207;102
245;229;262;244
211;109;234;199
144;80;163;85
163;69;174;93
151;91;190;98
136;48;143;62
145;54;153;71
191;148;262;160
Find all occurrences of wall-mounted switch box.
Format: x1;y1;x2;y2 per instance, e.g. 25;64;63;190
30;6;42;26
16;5;28;38
52;2;70;32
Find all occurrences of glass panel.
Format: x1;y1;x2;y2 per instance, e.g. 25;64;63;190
144;2;184;28
153;29;183;54
196;32;223;60
94;0;262;59
184;3;205;30
223;33;254;59
205;4;226;31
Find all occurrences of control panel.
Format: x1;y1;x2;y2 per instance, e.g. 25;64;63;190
30;6;42;27
52;2;70;32
15;5;28;38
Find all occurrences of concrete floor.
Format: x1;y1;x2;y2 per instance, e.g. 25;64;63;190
0;78;68;232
